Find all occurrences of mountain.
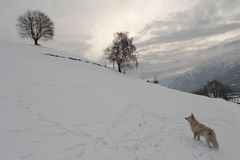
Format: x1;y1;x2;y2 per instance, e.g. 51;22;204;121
130;36;240;89
168;45;240;92
1;41;240;160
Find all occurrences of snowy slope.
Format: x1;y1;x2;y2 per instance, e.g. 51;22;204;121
1;41;240;160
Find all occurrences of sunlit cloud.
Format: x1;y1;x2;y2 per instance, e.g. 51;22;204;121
0;0;195;60
129;0;240;84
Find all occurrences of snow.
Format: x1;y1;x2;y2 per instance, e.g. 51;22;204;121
1;41;240;160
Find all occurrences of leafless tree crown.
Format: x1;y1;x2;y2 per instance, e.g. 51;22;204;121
104;32;138;73
16;10;54;45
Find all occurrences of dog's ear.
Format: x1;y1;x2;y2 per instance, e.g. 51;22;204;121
191;113;194;117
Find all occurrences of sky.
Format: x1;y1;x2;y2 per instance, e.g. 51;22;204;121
0;0;195;59
133;0;240;83
1;0;240;82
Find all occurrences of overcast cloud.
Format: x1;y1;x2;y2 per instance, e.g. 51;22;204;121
0;0;195;59
129;0;240;83
1;0;240;81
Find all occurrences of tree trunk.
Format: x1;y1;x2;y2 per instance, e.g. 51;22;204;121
117;64;122;73
34;39;39;45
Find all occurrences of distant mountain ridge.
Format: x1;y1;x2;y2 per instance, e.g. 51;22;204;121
131;34;240;89
168;51;240;92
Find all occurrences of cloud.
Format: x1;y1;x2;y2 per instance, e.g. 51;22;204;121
0;0;195;61
135;0;240;62
1;0;240;66
129;0;240;84
136;0;240;46
137;23;240;47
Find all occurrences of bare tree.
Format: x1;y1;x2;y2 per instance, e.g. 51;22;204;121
193;80;232;100
104;32;138;73
16;10;54;45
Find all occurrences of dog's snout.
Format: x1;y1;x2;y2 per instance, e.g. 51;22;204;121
185;117;187;120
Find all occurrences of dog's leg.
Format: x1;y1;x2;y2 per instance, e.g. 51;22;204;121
205;137;211;148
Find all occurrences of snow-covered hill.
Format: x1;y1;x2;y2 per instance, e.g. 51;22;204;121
1;41;240;160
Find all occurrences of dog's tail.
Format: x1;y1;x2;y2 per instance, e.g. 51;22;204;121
209;131;219;149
